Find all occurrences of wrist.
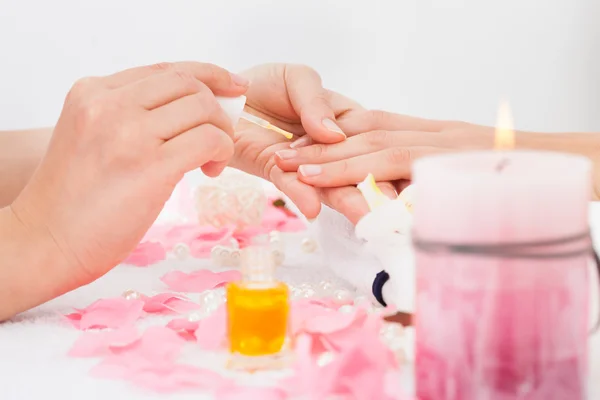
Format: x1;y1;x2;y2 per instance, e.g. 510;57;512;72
519;131;600;200
0;200;82;320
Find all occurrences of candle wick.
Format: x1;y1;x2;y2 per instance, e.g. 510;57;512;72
496;158;510;172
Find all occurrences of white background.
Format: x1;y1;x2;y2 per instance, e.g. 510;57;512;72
1;0;599;133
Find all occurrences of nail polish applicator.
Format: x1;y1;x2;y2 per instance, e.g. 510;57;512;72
216;96;294;139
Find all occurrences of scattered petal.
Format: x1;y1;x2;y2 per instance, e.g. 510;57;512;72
166;318;199;341
161;269;241;293
64;298;145;330
216;385;287;400
195;306;226;350
123;241;167;267
68;327;139;357
142;293;201;314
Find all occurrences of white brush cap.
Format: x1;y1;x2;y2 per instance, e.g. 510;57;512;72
215;95;247;126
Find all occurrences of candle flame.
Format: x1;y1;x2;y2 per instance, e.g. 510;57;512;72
494;101;515;150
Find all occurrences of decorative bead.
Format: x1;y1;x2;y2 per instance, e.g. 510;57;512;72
122;289;141;300
301;238;317;253
300;288;316;298
173;242;190;260
229;250;241;267
298;283;313;291
318;280;334;295
211;245;231;267
317;351;334;366
290;286;303;300
338;305;355;314
333;289;352;303
269;230;281;239
380;323;404;343
188;312;202;322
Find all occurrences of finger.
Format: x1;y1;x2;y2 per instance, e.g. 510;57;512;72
142;84;233;140
297;147;434;187
101;62;249;95
319;186;370;225
269;165;321;219
161;124;234;179
201;161;228;177
377;181;398;199
336;109;450;137
394;179;412;194
276;130;427;172
284;65;346;144
123;69;216;110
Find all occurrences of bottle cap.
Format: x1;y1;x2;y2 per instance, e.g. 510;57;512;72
216;95;247;126
240;243;275;283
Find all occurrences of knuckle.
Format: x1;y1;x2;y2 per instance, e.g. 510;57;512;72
72;95;107;131
149;62;173;72
364;129;390;148
173;70;200;92
366;109;389;129
67;77;97;101
385;147;411;164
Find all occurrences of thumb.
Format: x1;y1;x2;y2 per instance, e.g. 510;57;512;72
285;65;346;144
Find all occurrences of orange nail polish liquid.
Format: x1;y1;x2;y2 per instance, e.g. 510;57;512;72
226;243;290;370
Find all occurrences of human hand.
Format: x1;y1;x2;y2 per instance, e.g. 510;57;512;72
11;61;248;288
275;111;496;223
229;63;364;219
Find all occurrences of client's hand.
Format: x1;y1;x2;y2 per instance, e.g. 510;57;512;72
11;62;248;289
275;112;503;222
229;63;364;218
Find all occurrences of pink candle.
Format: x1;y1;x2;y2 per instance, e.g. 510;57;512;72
412;150;592;400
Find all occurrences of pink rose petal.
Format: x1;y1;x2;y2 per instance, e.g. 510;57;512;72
195;306;226;350
216;385;287;400
64;298;145;330
129;365;228;393
123;241;167;267
166;318;199;341
161;269;241;293
68;326;139;357
141;293;200;314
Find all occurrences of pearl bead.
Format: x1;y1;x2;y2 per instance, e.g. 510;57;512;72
229;250;241;266
211;245;231;266
353;295;372;308
298;283;313;291
301;238;317;253
338;305;355;314
333;289;352;303
318;280;334;294
317;351;334;366
380;323;404;343
188;312;202;322
173;243;190;260
300;288;316;298
122;289;141;300
269;230;281;239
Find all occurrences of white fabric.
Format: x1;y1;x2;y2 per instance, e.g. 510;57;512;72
0;208;599;399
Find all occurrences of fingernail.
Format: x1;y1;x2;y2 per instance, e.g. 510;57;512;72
306;218;317;223
231;73;249;87
299;164;322;177
290;136;312;149
275;149;298;160
322;118;346;137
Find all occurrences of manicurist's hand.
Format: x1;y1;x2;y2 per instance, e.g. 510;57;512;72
1;62;248;319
